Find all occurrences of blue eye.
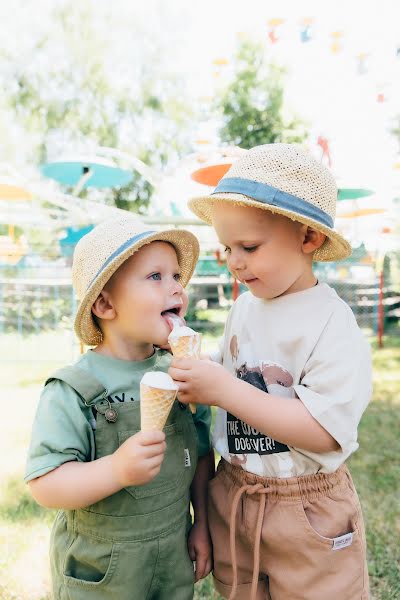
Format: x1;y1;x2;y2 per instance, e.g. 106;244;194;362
149;273;161;280
174;273;181;281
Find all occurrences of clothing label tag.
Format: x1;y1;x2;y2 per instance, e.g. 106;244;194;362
332;532;353;550
184;448;191;468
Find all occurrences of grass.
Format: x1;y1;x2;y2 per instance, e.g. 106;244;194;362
0;326;399;599
346;332;400;600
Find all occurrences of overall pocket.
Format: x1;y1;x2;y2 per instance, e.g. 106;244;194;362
118;422;185;498
63;532;120;590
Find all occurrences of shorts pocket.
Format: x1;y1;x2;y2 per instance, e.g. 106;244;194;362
119;422;185;498
63;534;120;589
295;490;360;549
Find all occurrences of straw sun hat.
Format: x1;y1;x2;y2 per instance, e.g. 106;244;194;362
189;143;351;262
72;214;199;345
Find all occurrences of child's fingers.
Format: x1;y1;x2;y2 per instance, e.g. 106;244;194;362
137;430;166;445
146;454;165;471
188;543;196;562
194;553;207;582
176;381;189;393
141;441;166;458
170;357;193;369
205;556;213;576
168;366;189;382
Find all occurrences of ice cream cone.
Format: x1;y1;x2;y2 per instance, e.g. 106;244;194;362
140;375;178;431
169;332;202;360
169;329;202;414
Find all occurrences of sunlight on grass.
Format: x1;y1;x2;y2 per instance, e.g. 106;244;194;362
0;331;78;386
0;521;51;600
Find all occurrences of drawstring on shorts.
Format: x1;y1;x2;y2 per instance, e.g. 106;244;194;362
229;482;272;600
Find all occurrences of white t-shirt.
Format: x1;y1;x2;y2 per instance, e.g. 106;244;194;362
212;283;372;477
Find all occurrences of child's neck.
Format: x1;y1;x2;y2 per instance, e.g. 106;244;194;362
277;270;318;298
94;338;155;362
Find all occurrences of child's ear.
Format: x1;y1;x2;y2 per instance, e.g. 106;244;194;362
92;290;116;321
302;226;327;255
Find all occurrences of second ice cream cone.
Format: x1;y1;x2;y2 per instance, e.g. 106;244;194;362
169;329;202;414
140;372;178;430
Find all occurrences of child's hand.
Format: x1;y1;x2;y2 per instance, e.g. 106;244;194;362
169;358;231;408
188;521;213;582
111;430;166;488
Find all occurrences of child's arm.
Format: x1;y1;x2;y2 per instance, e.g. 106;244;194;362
188;450;214;582
169;359;338;453
29;430;166;509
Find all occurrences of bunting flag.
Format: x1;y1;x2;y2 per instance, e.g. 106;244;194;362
212;57;229;66
330;30;343;54
267;18;284;44
376;83;387;103
300;17;313;43
357;52;369;75
229;17;397;110
317;136;332;168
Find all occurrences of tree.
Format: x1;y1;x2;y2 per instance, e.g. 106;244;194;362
216;40;308;149
0;0;195;213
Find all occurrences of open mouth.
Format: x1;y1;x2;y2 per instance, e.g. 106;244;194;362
161;307;185;330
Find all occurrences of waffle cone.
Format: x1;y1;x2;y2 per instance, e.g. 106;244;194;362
140;383;177;431
169;333;202;359
169;332;202;413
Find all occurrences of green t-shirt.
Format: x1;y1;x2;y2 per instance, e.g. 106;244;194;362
25;349;211;483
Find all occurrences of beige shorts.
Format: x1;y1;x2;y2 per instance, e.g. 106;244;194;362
208;459;369;600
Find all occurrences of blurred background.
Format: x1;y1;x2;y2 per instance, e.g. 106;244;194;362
0;1;399;598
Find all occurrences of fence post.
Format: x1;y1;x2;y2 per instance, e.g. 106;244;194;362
0;282;3;335
377;270;384;348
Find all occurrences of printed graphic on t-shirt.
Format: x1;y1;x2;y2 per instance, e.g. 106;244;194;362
227;413;289;454
226;362;290;455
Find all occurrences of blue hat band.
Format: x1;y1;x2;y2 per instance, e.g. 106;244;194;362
87;230;156;291
212;177;334;229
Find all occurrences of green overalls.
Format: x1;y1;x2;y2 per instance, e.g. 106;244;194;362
47;366;198;600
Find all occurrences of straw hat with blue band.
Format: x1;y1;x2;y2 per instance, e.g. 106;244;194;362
72;214;199;346
188;143;351;262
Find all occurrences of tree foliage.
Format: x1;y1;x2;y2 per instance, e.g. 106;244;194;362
0;1;194;212
217;40;308;149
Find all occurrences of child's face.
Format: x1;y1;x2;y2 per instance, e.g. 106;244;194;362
101;241;185;346
212;203;314;299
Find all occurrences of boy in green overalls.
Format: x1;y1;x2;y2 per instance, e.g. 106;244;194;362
25;214;214;600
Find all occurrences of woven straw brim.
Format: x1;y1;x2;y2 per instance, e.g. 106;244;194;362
74;229;199;346
188;193;351;262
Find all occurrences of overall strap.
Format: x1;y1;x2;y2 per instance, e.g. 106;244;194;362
45;365;107;405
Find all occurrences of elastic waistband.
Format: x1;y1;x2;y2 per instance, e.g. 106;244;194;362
219;459;351;501
66;493;189;542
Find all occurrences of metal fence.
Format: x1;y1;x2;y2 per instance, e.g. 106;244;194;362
1;247;399;370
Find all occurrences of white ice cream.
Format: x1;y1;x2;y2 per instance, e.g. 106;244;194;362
141;371;178;390
168;325;197;342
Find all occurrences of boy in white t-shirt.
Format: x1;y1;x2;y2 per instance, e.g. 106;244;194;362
169;144;371;600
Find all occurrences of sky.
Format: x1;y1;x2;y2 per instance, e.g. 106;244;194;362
177;0;400;191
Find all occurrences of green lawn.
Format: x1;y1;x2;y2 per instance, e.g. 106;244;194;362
0;327;399;599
